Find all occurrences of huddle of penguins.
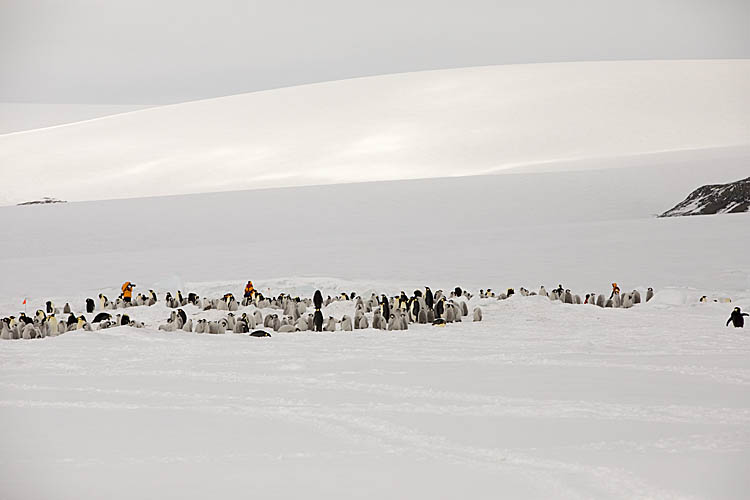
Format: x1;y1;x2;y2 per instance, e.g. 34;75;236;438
1;283;655;341
482;285;654;308
0;294;149;340
155;286;482;336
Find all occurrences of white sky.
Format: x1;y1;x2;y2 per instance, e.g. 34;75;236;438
1;0;749;105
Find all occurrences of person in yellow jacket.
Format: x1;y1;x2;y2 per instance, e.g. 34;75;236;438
243;281;255;299
122;281;135;303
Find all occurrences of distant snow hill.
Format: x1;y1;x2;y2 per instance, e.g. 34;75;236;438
660;176;750;217
1;60;749;205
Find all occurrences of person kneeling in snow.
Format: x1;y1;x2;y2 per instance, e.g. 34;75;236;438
726;307;749;328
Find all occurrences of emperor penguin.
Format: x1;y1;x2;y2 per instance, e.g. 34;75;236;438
296;316;309;331
399;312;409;330
183;318;193;332
621;293;634;309
632;290;641;304
445;304;456;323
313;310;324;332
372;310;385;330
47;315;59;336
574;295;582;305
263;314;274;328
35;309;46;322
460;301;469;317
158;320;176;332
194;319;207;334
473;307;483;322
354;308;365;329
539;286;548;297
324;316;337;332
426;308;435;323
277;324;297;333
380;295;390;322
357;315;369;329
63;303;71;314
253;310;263;326
563;290;573;304
2;321;14;340
46;301;56;314
417;309;428;324
93;312;111;323
596;294;605;307
22;323;39;339
340;315;353;331
387;314;398;331
225;313;236;330
646;288;654;302
435;298;445;319
272;315;281;332
233;318;248;333
250;330;272;337
612;293;622;308
98;294;108;310
177;309;188;327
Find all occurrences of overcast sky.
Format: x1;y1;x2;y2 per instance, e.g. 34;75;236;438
1;0;749;105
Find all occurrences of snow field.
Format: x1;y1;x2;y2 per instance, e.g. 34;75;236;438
1;290;748;499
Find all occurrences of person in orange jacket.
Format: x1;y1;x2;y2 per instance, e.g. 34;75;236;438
609;282;620;299
122;281;135;303
243;281;255;299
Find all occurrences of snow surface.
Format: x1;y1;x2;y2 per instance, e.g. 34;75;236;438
1;60;749;204
1;290;749;500
1;153;749;498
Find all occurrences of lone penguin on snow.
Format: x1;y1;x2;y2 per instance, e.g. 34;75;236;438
727;307;749;328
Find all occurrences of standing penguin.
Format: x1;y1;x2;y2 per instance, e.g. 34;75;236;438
726;307;749;328
435;297;445;319
425;287;434;311
324;316;336;332
473;307;483;322
340;315;353;331
313;309;324;332
646;288;654;302
313;291;324;309
380;295;390;322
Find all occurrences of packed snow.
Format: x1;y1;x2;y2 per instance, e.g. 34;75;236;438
1;60;749;205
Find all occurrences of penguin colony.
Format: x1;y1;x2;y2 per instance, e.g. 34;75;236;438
0;286;484;340
1;283;656;341
489;284;656;309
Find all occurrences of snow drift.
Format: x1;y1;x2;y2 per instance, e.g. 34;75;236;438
1;60;749;204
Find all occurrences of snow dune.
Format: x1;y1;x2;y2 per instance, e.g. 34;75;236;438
1;60;749;204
